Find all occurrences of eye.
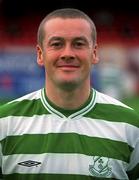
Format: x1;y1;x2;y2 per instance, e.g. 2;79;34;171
74;41;86;48
50;41;63;49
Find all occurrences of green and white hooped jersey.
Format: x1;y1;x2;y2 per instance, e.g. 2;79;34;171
0;88;139;180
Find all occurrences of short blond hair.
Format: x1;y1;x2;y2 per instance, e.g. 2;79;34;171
37;8;97;48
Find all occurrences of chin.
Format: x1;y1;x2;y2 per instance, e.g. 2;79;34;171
57;80;81;91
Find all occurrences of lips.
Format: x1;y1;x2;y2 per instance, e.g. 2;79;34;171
57;65;79;68
56;61;80;67
56;63;80;72
55;60;80;71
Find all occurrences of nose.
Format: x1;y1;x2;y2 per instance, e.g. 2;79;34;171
60;45;75;60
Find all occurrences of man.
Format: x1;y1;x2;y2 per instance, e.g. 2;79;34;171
0;8;139;180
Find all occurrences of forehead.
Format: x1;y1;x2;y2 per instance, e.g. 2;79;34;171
43;18;92;40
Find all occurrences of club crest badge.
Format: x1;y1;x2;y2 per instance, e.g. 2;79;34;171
89;156;112;177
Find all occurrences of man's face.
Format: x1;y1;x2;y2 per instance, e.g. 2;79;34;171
37;18;99;90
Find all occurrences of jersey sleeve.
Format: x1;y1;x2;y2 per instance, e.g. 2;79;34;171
0;168;3;180
0;143;3;179
127;132;139;179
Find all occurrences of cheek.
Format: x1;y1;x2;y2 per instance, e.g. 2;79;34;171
81;52;93;66
42;54;56;72
44;50;60;62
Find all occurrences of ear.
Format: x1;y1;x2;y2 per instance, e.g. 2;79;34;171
92;44;99;65
36;45;44;66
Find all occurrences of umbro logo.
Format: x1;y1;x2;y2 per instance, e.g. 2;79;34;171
18;160;41;167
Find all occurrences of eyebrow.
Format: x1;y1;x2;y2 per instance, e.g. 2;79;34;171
48;37;64;43
48;36;89;42
73;36;89;43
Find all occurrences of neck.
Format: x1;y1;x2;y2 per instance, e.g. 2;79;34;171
45;82;91;110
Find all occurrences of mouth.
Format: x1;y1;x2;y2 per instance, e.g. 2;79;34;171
57;65;80;71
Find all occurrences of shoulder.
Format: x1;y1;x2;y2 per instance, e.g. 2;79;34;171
9;89;42;103
93;90;139;127
96;90;132;109
0;89;42;118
